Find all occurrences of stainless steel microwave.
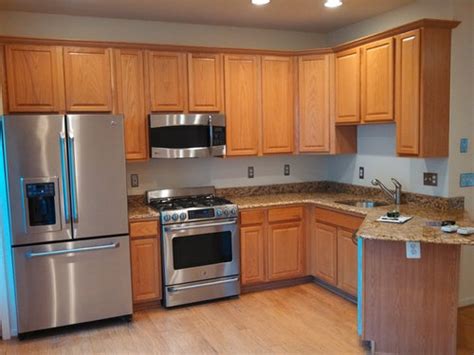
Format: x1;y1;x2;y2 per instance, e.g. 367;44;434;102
149;114;226;158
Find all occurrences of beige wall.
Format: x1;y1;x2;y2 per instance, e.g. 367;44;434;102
325;0;474;306
0;10;326;50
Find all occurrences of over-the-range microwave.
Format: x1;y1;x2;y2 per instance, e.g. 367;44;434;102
149;114;226;159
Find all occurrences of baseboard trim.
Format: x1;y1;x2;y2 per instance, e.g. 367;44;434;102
241;276;313;294
312;277;357;304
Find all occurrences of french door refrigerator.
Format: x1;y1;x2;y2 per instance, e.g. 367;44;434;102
0;114;132;335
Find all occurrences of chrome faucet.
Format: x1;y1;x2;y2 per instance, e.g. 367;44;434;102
371;178;402;205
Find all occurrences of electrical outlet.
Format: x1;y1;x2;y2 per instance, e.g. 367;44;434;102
284;164;290;176
131;174;139;188
423;173;438;186
359;167;364;179
406;241;421;259
248;166;254;179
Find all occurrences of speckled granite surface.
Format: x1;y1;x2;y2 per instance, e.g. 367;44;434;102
128;182;473;245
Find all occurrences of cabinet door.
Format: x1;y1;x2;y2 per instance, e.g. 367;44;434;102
115;49;148;160
335;48;360;124
64;47;113;112
147;51;186;112
361;38;394;123
298;55;330;153
395;30;421;155
188;53;223;112
267;221;304;281
261;56;294;154
337;229;358;296
313;222;337;285
5;44;64;112
240;224;266;285
224;54;260;156
130;237;161;303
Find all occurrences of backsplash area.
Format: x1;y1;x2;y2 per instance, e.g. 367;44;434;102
126;155;330;195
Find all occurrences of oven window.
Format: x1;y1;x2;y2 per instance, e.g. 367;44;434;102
150;126;210;149
172;232;232;269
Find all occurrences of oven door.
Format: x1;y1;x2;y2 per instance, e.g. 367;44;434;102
162;218;239;286
149;114;226;158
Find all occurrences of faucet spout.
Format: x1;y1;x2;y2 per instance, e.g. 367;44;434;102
371;178;402;205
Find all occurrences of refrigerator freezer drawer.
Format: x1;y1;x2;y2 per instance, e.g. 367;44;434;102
13;235;132;334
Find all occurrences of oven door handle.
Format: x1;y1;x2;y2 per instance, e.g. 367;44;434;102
164;220;236;232
167;277;239;293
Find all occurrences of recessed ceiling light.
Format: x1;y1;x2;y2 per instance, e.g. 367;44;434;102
252;0;271;6
324;0;342;8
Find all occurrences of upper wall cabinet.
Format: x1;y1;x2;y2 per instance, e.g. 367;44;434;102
395;27;452;157
361;38;394;123
5;44;65;113
224;54;260;156
147;51;186;112
63;46;113;112
335;48;360;124
261;56;294;154
114;49;148;161
298;54;331;153
188;53;223;112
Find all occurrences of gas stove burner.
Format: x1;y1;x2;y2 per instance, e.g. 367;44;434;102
146;186;238;225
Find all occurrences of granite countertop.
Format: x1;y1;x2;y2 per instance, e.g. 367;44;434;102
128;191;474;245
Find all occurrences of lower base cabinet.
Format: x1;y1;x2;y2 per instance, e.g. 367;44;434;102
129;220;162;304
312;208;363;297
240;206;305;286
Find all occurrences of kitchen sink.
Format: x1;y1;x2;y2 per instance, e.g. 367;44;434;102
335;200;390;208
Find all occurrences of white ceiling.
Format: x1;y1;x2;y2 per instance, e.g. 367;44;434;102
0;0;415;33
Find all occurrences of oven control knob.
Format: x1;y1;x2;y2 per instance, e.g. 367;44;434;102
231;208;237;215
223;209;230;216
180;212;187;221
216;208;223;217
172;213;179;221
163;214;171;222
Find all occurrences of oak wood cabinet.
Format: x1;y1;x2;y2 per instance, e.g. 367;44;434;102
298;54;331;153
129;220;162;304
114;49;148;160
312;208;363;297
261;56;294;154
147;51;186;112
361;37;394;123
63;46;114;112
240;207;304;286
395;28;452;157
224;54;260;156
188;53;223;112
5;44;65;112
335;48;360;124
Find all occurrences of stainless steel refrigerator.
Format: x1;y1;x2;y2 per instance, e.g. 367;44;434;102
0;114;133;335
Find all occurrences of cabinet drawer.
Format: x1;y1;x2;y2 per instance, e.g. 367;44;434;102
240;210;265;226
315;208;363;231
268;207;303;223
130;221;159;239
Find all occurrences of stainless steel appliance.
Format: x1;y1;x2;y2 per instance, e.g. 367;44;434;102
146;187;239;307
149;114;226;158
0;114;133;335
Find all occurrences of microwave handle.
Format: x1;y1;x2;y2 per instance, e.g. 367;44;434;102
208;115;213;147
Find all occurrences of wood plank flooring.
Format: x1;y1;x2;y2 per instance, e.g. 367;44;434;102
0;284;363;354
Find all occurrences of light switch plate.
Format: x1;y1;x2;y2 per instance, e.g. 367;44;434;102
423;172;438;186
460;173;474;188
460;138;469;153
406;241;421;259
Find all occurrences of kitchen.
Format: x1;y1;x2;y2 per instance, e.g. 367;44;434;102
0;0;473;353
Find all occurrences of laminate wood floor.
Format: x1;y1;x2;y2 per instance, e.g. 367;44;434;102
0;283;364;354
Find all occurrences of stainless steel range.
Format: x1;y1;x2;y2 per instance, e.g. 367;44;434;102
146;187;240;307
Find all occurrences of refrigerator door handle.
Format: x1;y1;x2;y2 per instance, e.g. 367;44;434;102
59;132;70;223
68;132;79;223
26;242;120;258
